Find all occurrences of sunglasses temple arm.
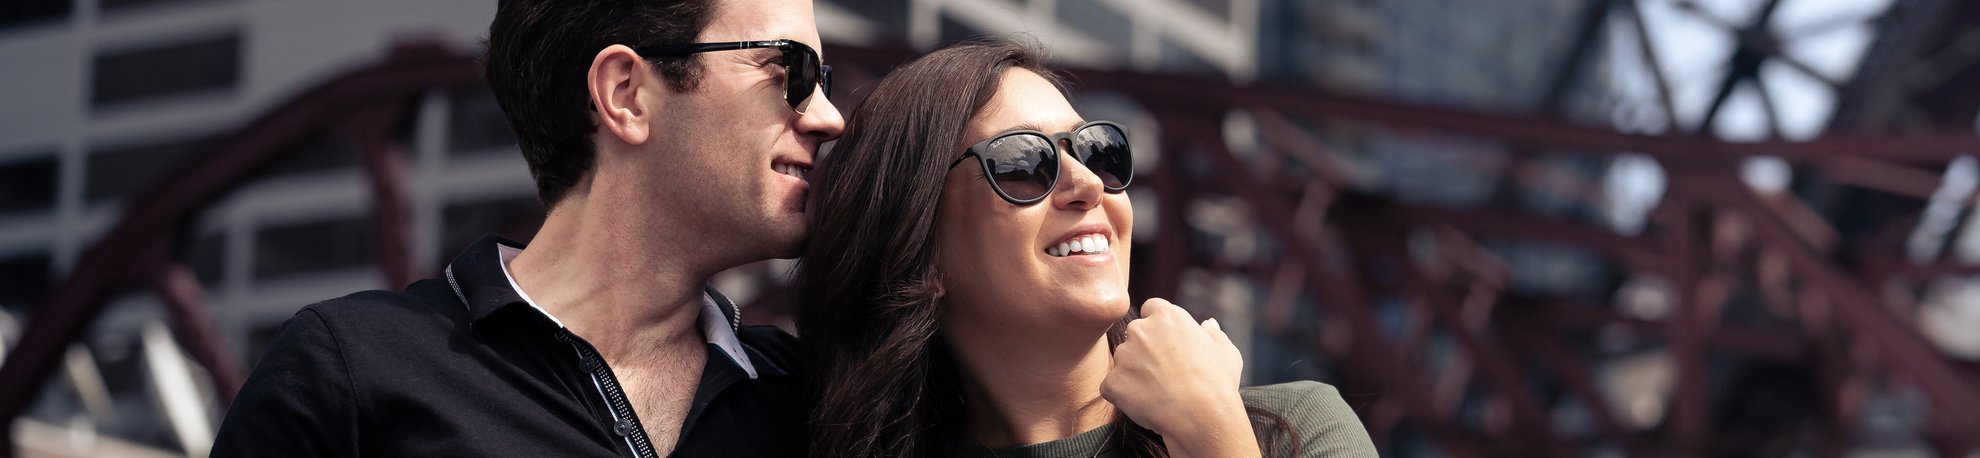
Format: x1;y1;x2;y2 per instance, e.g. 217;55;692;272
947;153;976;170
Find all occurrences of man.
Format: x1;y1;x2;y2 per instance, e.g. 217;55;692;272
211;0;844;455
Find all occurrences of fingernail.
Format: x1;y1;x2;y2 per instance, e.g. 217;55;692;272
1205;318;1221;330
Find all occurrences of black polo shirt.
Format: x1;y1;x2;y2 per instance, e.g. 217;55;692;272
212;235;806;457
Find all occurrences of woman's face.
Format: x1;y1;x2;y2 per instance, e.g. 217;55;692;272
934;68;1135;336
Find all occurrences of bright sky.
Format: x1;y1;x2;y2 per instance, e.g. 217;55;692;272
1601;0;1893;230
1605;0;1980;357
1627;0;1891;140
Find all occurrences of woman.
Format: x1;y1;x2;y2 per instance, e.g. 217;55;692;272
797;37;1377;457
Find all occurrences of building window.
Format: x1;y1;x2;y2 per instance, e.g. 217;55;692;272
0;154;58;215
0;0;70;29
0;0;70;30
1158;37;1220;77
91;33;240;109
253;133;357;178
1056;0;1132;47
0;253;53;313
437;196;541;263
101;0;231;15
188;233;225;286
446;85;519;156
86;135;214;204
825;0;909;42
938;15;985;47
1191;0;1234;22
252;217;372;280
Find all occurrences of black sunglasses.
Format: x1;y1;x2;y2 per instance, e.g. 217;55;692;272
947;121;1134;205
636;39;832;113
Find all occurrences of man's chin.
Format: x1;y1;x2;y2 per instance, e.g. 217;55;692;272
770;246;803;260
769;227;807;260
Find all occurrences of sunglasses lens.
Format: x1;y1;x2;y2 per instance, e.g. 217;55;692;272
979;134;1058;202
1074;124;1132;190
820;65;832;97
784;44;826;110
785;49;811;109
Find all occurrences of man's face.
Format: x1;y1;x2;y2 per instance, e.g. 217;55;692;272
641;0;845;263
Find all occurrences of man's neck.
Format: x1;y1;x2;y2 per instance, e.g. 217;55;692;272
947;323;1118;448
507;191;716;361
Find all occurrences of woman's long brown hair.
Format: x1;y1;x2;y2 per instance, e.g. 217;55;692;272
797;36;1298;457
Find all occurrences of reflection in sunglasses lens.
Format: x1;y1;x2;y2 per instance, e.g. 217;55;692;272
786;44;826;111
1077;124;1132;190
985;135;1057;202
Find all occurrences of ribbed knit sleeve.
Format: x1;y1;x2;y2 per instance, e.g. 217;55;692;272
1242;381;1380;458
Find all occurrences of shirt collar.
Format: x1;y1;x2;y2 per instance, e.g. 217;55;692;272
444;234;759;379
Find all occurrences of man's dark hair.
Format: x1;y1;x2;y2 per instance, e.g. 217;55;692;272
483;0;716;207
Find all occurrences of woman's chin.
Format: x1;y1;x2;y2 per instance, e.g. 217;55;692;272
1057;295;1134;325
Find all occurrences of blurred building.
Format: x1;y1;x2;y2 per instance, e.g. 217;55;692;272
5;0;1978;456
0;0;518;455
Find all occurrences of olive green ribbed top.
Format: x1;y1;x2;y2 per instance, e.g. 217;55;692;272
938;381;1379;458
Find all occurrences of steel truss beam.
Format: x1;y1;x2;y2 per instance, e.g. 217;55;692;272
7;35;1979;457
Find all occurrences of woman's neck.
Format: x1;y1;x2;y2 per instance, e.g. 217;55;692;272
946;326;1118;448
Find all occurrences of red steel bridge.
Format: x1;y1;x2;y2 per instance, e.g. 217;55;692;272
5;0;1980;455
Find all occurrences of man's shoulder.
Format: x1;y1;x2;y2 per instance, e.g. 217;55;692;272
293;279;462;336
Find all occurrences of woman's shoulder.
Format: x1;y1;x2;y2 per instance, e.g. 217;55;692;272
1240;380;1342;409
1241;381;1381;458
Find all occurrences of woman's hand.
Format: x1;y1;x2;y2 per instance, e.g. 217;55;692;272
1101;298;1259;458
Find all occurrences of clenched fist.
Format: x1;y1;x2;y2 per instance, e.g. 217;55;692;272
1101;298;1259;458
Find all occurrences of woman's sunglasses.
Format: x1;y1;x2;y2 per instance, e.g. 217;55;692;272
637;39;832;113
948;121;1134;205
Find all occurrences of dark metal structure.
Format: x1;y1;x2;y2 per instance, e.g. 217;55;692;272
6;0;1980;455
0;42;472;458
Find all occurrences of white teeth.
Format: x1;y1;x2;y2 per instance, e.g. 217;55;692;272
1048;235;1111;257
775;163;807;178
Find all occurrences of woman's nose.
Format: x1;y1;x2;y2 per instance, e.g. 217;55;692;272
1050;146;1105;210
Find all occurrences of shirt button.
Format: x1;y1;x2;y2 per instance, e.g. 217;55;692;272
613;419;633;436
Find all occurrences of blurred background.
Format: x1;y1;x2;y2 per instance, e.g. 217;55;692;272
2;0;1978;456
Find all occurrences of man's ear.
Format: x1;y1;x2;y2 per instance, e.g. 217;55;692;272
588;45;655;146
